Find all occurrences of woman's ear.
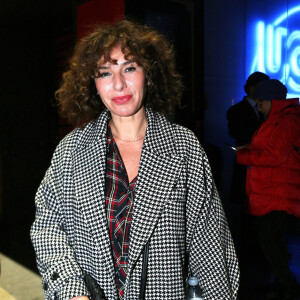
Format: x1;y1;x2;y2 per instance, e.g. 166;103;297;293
146;75;151;86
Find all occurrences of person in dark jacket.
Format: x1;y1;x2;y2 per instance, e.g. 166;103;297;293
227;72;270;298
237;79;300;299
227;71;269;203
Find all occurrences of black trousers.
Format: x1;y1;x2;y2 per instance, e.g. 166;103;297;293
253;211;295;286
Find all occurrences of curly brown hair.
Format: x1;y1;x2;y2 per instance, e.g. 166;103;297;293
56;20;183;126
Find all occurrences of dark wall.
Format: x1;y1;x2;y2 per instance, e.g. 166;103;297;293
0;0;75;270
203;0;247;206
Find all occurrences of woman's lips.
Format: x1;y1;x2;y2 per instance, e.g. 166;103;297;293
112;95;132;104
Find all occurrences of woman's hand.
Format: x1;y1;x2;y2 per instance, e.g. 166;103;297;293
69;297;89;300
236;144;250;151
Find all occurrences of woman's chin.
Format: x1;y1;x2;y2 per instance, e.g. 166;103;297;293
110;105;145;118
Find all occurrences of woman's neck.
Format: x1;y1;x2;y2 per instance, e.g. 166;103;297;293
109;107;147;141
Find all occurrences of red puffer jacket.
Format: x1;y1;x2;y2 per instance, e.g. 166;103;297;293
237;99;300;217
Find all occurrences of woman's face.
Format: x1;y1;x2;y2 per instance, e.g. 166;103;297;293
95;46;146;118
255;99;272;116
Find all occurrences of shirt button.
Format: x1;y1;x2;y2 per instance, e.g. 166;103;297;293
43;282;48;291
51;272;59;281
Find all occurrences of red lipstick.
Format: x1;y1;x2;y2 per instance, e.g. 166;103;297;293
112;95;132;104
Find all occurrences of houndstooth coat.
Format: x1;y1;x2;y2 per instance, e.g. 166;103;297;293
31;108;239;300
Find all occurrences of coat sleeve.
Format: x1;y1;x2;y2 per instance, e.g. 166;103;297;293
185;132;239;300
30;141;90;300
237;114;298;167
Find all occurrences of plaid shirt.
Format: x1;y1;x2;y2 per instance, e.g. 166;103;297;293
105;125;136;300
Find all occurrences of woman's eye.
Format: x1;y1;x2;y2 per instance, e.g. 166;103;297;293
125;66;136;72
99;72;110;78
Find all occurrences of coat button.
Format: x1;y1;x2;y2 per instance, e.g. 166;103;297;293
51;272;59;281
43;282;48;291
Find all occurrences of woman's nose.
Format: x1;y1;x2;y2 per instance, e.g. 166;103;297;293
113;73;126;91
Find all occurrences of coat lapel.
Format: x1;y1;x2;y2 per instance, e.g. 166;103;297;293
72;111;117;297
127;109;185;277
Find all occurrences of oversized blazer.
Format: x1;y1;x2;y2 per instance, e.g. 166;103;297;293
31;108;239;300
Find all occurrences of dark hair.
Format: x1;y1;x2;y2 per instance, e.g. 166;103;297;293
244;71;270;95
252;79;287;101
55;20;182;126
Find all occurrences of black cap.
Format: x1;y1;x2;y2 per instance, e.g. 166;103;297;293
252;79;287;101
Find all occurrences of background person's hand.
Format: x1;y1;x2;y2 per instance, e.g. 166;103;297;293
69;297;89;300
236;144;250;151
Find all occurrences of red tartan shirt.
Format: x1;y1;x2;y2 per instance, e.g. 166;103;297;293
105;125;136;300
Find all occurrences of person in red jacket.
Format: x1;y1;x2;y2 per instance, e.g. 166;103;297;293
237;79;300;299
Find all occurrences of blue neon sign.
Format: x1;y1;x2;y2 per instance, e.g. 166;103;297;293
249;5;300;98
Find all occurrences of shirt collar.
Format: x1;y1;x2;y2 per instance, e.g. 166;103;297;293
246;96;257;108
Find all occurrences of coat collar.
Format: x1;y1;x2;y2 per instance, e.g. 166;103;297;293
76;107;178;156
76;109;109;149
72;107;185;296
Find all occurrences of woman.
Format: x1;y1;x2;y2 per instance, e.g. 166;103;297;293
31;20;239;300
237;79;300;299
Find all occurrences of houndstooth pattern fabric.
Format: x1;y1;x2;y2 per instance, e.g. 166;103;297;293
31;108;239;300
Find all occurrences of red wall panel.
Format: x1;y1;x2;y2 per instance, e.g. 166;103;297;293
77;0;125;40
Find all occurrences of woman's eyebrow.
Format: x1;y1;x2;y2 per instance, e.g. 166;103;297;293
98;60;134;69
120;60;134;66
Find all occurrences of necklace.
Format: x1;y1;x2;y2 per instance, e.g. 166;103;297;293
113;135;145;142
